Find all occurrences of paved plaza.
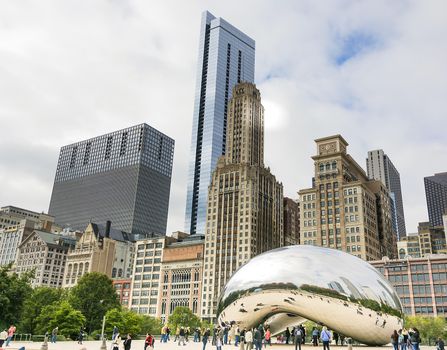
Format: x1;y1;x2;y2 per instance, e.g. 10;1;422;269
3;340;435;350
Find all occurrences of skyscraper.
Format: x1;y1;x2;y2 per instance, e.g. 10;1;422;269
185;11;255;235
366;150;406;238
299;136;397;261
424;172;447;227
48;124;174;236
201;83;283;320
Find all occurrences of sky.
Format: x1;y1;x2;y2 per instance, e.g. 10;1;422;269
0;0;446;235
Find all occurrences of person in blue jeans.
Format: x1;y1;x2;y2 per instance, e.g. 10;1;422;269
409;328;420;350
320;327;332;350
51;327;58;343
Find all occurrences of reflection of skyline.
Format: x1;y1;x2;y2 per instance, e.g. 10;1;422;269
220;245;401;310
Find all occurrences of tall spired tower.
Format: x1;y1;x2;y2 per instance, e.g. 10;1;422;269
201;82;283;321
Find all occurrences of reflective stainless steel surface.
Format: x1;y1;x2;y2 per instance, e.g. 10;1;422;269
217;246;403;345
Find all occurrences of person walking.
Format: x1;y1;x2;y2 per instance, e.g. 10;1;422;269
294;326;303;350
245;329;253;350
178;327;186;346
0;329;8;348
123;333;132;350
202;328;210;350
312;328;319;347
391;330;399;350
77;327;84;345
145;334;155;350
264;328;271;348
4;325;16;347
436;337;445;350
112;326;119;341
51;327;58;343
166;327;171;342
320;327;332;350
112;333;121;350
161;326;167;343
285;327;291;345
174;327;180;342
254;328;262;350
408;328;421;350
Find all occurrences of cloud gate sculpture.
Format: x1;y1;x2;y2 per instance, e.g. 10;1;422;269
217;246;403;346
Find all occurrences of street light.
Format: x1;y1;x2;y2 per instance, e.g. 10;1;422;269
100;300;107;350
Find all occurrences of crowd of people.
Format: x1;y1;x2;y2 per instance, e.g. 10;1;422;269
390;328;445;350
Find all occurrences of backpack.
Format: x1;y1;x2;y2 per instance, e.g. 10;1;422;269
295;329;302;338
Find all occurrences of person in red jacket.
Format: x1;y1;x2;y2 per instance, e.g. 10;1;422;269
145;333;155;349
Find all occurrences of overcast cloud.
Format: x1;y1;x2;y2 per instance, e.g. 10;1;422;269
0;0;446;234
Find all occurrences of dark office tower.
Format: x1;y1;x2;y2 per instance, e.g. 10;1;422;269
48;124;174;236
184;11;255;235
367;150;406;238
424;172;447;226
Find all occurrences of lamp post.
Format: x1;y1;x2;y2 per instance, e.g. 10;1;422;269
99;299;107;350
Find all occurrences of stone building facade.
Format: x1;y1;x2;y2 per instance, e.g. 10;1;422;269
201;83;283;320
299;135;397;261
283;197;300;245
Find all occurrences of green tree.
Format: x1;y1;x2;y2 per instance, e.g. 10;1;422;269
69;272;119;333
140;315;163;335
0;264;33;328
168;307;201;331
406;316;447;345
104;308;143;336
36;301;85;340
19;287;64;333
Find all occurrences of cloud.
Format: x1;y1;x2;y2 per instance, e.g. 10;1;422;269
0;0;446;235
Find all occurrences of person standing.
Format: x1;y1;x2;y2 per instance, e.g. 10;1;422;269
112;326;119;341
391;330;399;350
51;327;58;343
202;328;210;350
0;329;8;348
123;334;132;350
224;326;229;345
112;333;121;350
166;327;171;342
320;327;332;350
4;325;16;347
300;325;306;345
253;328;262;350
408;328;420;350
216;328;223;350
264;328;271;348
77;327;84;345
294;326;303;350
312;328;319;347
285;327;291;345
333;332;339;346
235;327;241;347
145;333;155;350
436;337;445;350
245;329;253;350
239;328;246;350
178;327;186;346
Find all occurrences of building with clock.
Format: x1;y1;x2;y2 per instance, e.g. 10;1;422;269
298;135;397;261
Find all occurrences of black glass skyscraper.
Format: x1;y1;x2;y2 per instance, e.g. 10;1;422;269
424;172;447;226
48;123;174;236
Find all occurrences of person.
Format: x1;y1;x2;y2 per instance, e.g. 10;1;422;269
216;329;223;350
294;326;303;350
145;333;155;350
254;328;262;350
300;325;306;345
408;328;420;350
78;327;84;345
4;325;16;347
402;328;409;349
312;328;319;347
166;327;171;342
112;326;119;341
51;327;58;343
391;330;399;350
186;327;190;343
0;329;8;348
285;327;291;345
245;329;253;350
436;337;445;350
112;333;121;350
178;327;186;346
224;326;229;345
333;332;339;346
235;327;241;347
194;328;199;343
124;333;132;350
240;328;246;350
229;325;236;345
202;328;210;350
320;327;332;350
264;328;271;348
161;326;167;343
340;334;345;346
174;327;180;342
398;330;406;350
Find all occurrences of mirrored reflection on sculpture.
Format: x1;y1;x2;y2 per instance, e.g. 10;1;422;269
217;246;403;346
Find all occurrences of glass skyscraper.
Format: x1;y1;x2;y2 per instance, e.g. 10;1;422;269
49;124;174;236
424;172;447;227
185;11;255;234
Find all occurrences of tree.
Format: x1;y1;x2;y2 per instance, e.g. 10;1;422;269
0;264;33;329
141;315;163;335
168;307;201;331
104;308;142;336
36;301;85;340
405;316;447;345
69;272;119;333
19;287;64;334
